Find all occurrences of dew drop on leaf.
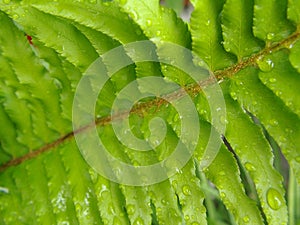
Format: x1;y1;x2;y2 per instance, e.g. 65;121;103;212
156;207;162;212
113;217;122;225
146;19;152;26
126;204;135;215
161;198;168;205
269;119;279;126
130;11;138;20
220;192;226;198
220;115;228;125
245;162;256;172
269;77;277;83
171;180;178;189
12;13;19;19
133;217;144;225
257;57;274;72
266;188;284;210
184;215;190;221
218;171;225;176
243;216;250;223
182;185;191;196
135;29;142;36
289;43;294;49
267;33;275;40
191;221;200;225
230;91;238;100
199;206;206;213
275;90;282;96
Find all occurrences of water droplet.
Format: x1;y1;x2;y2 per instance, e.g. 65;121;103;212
146;19;152;26
130;11;138;20
133;217;144;225
205;20;211;26
182;185;191;196
113;217;122;225
156;30;161;36
200;206;206;213
285;128;292;133
126;204;135;215
191;222;200;225
220;192;226;198
267;33;275;40
245;162;256;172
12;14;19;20
161;199;168;205
269;119;278;126
135;29;142;36
278;136;287;144
199;109;208;118
172;180;178;189
184;215;190;221
287;101;293;107
257;57;274;72
266;188;284;210
275;90;282;96
230;91;238;100
218;171;225;176
269;77;277;83
156;207;162;212
148;191;155;198
220;115;228;125
132;160;139;167
99;184;109;197
243;216;250;223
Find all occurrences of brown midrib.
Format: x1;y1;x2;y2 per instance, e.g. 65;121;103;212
0;30;299;173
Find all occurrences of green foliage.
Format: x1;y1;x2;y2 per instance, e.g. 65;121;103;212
0;0;300;224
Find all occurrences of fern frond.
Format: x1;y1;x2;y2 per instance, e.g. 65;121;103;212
0;0;300;224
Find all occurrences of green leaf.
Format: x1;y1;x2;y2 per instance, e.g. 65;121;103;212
223;82;287;224
204;145;263;225
0;0;300;224
258;50;300;118
253;0;295;42
190;0;235;70
117;0;190;46
288;0;300;24
221;0;263;59
230;67;300;183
